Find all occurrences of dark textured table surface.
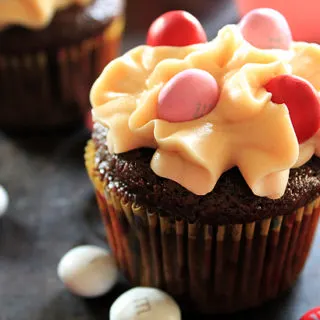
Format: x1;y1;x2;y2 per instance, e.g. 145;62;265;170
1;1;320;319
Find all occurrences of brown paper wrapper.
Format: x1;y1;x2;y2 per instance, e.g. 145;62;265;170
0;16;125;129
85;141;320;313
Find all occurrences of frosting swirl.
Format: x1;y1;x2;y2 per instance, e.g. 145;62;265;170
90;25;320;199
0;0;91;29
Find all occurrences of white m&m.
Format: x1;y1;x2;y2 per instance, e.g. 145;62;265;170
239;8;292;50
57;245;118;298
110;287;181;320
0;185;9;217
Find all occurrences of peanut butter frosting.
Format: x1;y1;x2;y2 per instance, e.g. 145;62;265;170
0;0;91;29
90;25;320;199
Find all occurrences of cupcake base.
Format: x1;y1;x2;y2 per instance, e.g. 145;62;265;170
85;140;320;313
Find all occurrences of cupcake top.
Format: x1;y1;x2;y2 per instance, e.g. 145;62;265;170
0;0;92;29
90;9;320;200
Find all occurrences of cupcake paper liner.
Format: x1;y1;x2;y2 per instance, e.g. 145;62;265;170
0;16;125;129
85;141;320;313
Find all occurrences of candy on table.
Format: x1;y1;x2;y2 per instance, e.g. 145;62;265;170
0;185;9;217
147;10;207;46
300;307;320;320
265;74;320;143
158;69;219;122
57;245;118;297
110;287;181;320
239;8;292;50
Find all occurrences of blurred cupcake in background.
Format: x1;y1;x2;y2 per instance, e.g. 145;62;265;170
0;0;125;131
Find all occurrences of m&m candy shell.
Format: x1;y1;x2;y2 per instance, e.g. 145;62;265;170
300;307;320;320
147;11;207;47
158;69;219;122
0;185;9;217
265;74;320;143
239;8;292;50
57;245;118;298
110;287;181;320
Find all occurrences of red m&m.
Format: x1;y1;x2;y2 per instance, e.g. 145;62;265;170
239;8;292;50
147;11;207;47
265;74;320;143
157;69;219;122
300;307;320;320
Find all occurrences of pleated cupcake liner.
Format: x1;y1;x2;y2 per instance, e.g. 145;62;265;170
0;16;125;129
85;140;320;313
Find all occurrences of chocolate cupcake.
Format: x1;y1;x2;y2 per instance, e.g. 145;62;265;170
0;0;125;130
85;10;320;313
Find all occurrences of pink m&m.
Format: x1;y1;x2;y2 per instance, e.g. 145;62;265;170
239;8;292;50
157;69;219;122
